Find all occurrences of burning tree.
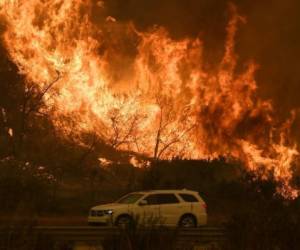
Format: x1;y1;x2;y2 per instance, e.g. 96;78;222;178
151;95;196;161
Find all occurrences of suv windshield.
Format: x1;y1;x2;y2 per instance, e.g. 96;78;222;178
117;193;144;204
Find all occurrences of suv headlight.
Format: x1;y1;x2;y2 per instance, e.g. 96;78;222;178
90;209;113;217
103;209;113;215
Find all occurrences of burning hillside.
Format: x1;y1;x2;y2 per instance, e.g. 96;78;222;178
0;0;299;198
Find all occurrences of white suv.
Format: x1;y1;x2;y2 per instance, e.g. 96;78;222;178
88;189;207;228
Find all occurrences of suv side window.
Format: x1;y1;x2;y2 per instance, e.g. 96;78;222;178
179;193;199;202
156;194;179;204
144;193;180;205
144;194;159;205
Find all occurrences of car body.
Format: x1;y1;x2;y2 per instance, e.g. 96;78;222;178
88;189;207;227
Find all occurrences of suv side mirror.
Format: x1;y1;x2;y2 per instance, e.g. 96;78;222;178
139;200;148;206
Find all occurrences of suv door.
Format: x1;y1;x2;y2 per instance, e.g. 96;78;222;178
155;193;183;226
139;194;161;225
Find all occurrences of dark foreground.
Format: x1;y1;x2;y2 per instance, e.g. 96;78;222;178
0;226;226;250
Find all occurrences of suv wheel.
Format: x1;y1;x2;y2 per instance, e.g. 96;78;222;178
179;214;197;228
115;215;132;228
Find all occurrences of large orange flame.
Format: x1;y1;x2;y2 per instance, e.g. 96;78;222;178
0;0;298;198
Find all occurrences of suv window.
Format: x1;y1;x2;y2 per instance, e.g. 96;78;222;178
179;193;199;202
156;194;179;204
144;194;159;205
144;193;179;205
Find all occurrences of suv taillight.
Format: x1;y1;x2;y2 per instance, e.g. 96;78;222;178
202;203;207;210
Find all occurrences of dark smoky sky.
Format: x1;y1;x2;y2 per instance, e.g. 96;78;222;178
95;0;300;119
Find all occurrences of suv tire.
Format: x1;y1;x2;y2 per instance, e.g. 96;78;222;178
115;215;133;228
179;214;197;228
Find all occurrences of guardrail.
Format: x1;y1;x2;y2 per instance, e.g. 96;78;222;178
0;226;227;249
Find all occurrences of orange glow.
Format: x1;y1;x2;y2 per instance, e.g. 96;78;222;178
0;0;298;198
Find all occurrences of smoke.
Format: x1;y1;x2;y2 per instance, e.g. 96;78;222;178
237;0;300;110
